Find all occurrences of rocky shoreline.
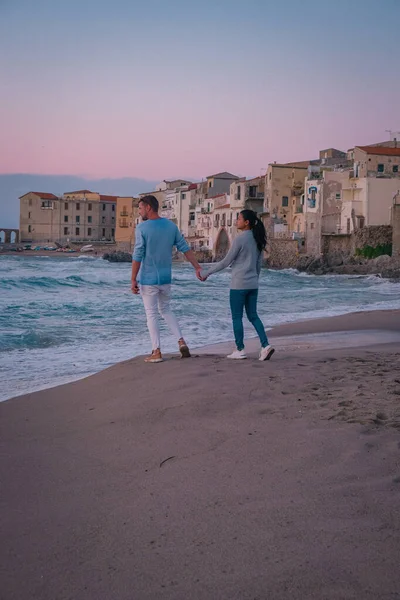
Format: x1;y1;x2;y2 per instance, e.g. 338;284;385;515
293;253;400;280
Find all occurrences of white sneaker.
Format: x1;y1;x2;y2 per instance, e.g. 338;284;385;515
259;345;275;361
227;349;247;359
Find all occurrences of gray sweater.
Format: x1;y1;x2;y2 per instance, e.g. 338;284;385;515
201;230;263;290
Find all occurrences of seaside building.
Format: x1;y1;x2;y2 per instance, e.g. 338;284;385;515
187;173;239;253
262;161;310;243
139;180;192;228
19;190;118;244
230;175;265;215
115;197;139;252
304;144;400;255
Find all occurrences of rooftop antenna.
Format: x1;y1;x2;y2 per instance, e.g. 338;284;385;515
386;129;400;145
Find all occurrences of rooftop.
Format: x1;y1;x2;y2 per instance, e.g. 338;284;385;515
356;145;400;157
99;195;119;202
64;189;95;195
207;172;240;180
19;192;58;200
32;192;58;200
208;193;227;199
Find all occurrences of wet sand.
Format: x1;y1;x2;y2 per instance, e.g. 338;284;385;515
1;310;400;600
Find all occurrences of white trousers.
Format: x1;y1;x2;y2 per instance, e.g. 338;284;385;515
141;284;183;350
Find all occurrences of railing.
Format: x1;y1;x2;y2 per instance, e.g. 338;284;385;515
246;192;264;200
120;211;129;217
118;220;129;228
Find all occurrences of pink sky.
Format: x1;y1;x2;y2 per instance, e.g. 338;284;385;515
1;0;399;182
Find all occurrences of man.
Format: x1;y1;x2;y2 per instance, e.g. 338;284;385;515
131;195;202;363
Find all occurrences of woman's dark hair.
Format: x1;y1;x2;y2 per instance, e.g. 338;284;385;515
139;194;159;213
240;209;266;252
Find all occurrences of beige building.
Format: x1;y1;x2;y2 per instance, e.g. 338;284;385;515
19;192;60;243
115;197;139;252
211;201;235;258
352;145;400;179
19;189;118;244
264;162;310;228
230;176;265;214
304;145;400;255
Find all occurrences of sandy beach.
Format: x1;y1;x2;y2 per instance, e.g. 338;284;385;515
1;310;400;600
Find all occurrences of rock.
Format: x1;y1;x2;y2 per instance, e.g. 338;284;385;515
307;257;325;273
296;255;314;271
326;253;343;268
373;254;392;266
103;251;132;263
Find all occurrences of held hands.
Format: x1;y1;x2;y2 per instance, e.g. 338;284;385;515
195;267;208;282
131;279;140;294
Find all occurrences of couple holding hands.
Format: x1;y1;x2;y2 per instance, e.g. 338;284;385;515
131;195;274;363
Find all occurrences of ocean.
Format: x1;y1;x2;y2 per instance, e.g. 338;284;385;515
1;254;400;401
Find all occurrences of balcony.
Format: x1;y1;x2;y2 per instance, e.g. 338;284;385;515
120;211;129;217
246;192;264;200
118;219;130;228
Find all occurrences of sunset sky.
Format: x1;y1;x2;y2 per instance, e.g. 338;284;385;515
1;0;399;181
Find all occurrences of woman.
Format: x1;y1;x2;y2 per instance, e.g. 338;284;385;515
201;210;274;361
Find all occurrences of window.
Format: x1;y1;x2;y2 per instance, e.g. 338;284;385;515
76;227;80;235
64;216;68;223
335;193;341;200
64;227;68;235
208;181;212;188
76;216;80;223
88;216;92;223
41;200;53;208
236;212;239;221
76;203;80;210
310;223;315;230
377;164;384;173
269;172;271;180
88;228;92;236
393;165;399;173
103;204;106;210
29;198;32;206
64;202;68;210
249;186;257;198
102;217;106;224
112;205;115;212
111;228;115;237
282;196;289;207
237;185;241;200
102;228;106;237
28;212;31;219
28;225;31;233
88;203;92;211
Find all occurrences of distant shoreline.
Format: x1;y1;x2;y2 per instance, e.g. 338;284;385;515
0;249;103;258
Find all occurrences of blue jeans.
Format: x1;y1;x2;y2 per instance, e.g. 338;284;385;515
229;289;269;351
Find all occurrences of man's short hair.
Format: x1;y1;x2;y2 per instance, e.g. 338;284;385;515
139;195;159;213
